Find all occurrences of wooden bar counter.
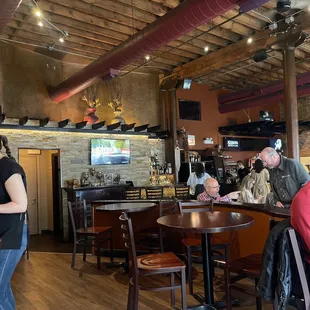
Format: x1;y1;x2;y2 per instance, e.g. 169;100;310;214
91;200;290;260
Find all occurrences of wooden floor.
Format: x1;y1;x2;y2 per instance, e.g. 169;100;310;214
12;253;292;310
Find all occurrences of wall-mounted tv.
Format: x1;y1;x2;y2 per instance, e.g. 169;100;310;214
91;139;130;165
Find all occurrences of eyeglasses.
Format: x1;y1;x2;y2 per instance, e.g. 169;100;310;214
206;185;220;189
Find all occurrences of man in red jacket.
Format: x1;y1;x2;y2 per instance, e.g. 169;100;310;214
291;181;310;261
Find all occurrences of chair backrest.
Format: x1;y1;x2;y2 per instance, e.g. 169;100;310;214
159;200;178;217
120;212;138;278
175;185;190;200
288;228;310;309
177;200;213;214
68;200;87;233
125;187;142;200
146;187;163;200
194;184;205;199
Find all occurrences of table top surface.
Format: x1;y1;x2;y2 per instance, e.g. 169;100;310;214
157;211;254;233
95;202;156;212
92;200;291;218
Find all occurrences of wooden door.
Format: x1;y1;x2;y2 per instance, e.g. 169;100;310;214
19;155;39;235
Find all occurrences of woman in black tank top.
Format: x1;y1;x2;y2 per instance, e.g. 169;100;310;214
0;135;28;310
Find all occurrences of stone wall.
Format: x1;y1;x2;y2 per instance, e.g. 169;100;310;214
0;128;165;239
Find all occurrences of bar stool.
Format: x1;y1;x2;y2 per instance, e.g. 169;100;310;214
135;201;177;252
68;200;114;269
125;187;142;200
175;185;190;200
225;253;262;310
120;212;187;310
177;200;230;295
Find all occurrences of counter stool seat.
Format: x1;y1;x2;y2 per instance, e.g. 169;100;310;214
227;253;261;278
225;253;262;310
77;226;112;235
138;252;185;271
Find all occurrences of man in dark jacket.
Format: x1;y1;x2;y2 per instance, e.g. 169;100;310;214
260;147;310;208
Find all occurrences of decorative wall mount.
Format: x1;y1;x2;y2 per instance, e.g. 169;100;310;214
0;115;167;138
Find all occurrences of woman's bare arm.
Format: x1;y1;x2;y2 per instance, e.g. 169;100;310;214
0;174;27;213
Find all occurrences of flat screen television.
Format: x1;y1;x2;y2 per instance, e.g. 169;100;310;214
91;139;130;165
270;138;283;153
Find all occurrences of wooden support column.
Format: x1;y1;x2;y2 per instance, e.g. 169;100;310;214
283;46;299;160
167;88;178;181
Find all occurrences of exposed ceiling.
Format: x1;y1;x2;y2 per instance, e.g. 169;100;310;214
1;0;310;91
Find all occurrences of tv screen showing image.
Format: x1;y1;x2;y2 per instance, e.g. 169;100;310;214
270;138;283;153
91;139;130;165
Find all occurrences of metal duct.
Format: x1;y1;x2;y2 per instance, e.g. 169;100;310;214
218;71;310;105
49;0;269;103
0;0;22;34
218;83;310;113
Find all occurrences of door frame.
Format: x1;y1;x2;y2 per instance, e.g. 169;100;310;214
18;151;40;234
18;148;61;235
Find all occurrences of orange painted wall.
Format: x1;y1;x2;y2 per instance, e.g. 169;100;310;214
176;82;281;164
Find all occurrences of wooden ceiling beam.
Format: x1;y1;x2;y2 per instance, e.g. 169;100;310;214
211;15;254;37
223;10;267;30
170;12;310;81
7;21;115;51
18;5;130;41
19;2;200;59
171;29;278;80
13;12;192;62
22;1;136;36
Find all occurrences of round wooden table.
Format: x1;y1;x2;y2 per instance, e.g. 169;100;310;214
157;211;254;309
95;202;156;213
95;202;157;272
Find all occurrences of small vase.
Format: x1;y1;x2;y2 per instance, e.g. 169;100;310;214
111;110;126;125
84;107;99;124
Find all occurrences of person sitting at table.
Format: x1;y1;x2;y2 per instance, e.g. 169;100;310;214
197;178;240;202
187;163;211;198
250;158;270;204
238;175;264;204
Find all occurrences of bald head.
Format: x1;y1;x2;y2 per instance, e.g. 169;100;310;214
260;147;280;169
204;178;220;196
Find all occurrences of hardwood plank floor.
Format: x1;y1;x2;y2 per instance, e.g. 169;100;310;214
12;253;292;310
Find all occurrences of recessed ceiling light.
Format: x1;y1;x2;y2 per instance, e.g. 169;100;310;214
38;21;43;27
145;55;150;61
35;10;41;17
204;46;209;52
247;37;253;44
59;37;64;43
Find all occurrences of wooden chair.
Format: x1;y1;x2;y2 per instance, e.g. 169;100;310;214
68;200;114;270
175;185;190;200
274;228;310;310
120;212;187;310
125;188;142;200
145;187;163;200
225;253;262;310
135;201;177;252
177;200;230;295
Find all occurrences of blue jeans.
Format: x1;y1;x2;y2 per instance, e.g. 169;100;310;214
0;224;27;310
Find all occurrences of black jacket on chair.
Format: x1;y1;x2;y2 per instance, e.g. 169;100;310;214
257;219;295;310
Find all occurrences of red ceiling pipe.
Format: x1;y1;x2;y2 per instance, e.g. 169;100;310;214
49;0;269;103
0;0;22;34
218;83;310;113
218;71;310;105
